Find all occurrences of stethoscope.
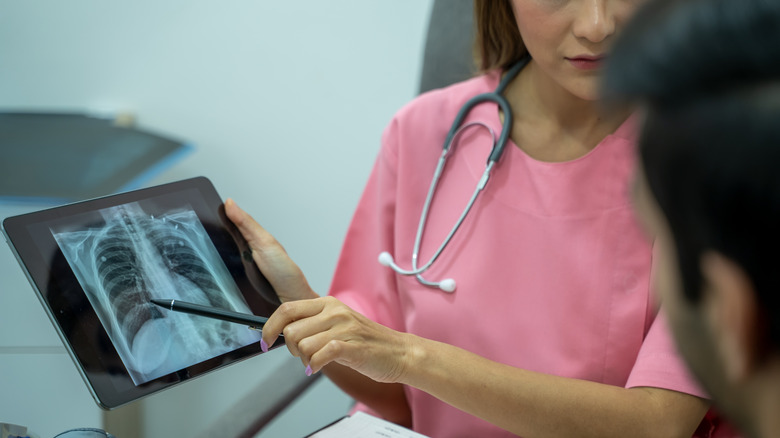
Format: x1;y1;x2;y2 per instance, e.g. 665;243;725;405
378;56;530;293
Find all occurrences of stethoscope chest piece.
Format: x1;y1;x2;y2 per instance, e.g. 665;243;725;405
379;251;457;293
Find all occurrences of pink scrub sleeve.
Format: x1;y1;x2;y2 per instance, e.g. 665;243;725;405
626;312;742;437
625;310;708;397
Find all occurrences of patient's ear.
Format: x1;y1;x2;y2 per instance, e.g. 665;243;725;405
700;252;763;383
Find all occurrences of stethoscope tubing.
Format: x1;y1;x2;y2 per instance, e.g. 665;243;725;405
412;160;494;289
380;56;531;292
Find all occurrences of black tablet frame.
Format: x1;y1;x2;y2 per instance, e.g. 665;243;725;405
2;176;283;409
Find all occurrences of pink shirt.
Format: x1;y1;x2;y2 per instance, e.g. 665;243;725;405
329;72;736;437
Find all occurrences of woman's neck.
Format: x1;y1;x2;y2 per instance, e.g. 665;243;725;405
502;59;632;162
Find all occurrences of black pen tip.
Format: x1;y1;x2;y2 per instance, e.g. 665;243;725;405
150;299;169;307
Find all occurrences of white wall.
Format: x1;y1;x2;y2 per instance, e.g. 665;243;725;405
0;1;434;436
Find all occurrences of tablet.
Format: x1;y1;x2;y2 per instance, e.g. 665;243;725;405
2;176;282;409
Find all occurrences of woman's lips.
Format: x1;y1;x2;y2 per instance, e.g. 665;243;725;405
567;55;606;71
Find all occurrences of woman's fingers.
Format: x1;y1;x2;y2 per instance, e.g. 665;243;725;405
224;198;317;302
261;298;331;355
224;198;278;253
261;297;350;369
296;330;343;369
225;201;409;381
261;297;412;383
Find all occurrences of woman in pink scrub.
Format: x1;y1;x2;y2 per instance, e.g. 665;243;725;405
227;1;729;436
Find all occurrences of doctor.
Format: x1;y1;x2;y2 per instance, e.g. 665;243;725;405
227;0;722;436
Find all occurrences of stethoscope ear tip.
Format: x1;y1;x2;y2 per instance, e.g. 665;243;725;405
439;279;456;293
378;251;394;267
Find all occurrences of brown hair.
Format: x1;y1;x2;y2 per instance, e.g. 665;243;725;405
473;0;526;72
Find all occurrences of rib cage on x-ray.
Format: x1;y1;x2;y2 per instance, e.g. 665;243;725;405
53;201;260;386
95;220;163;351
95;210;234;349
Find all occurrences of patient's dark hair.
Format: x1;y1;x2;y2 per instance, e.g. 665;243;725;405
604;0;780;348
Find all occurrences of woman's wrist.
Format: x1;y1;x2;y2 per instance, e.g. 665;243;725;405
396;333;434;387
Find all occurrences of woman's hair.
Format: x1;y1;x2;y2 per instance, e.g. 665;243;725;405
604;0;780;348
473;0;526;72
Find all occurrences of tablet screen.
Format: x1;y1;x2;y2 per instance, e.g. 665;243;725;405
2;177;282;409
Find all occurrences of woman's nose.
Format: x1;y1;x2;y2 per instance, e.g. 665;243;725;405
572;0;617;43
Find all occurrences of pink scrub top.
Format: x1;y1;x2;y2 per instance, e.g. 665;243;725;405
328;72;737;437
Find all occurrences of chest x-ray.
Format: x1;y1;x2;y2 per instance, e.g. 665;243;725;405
51;200;260;385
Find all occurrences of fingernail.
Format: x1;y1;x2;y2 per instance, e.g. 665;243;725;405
305;365;313;376
260;339;269;353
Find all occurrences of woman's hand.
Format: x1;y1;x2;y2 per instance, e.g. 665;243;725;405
261;296;416;382
224;198;319;303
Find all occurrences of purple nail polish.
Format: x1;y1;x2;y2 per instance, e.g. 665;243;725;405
305;365;313;376
260;339;269;353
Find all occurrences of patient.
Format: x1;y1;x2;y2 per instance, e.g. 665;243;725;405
604;0;780;437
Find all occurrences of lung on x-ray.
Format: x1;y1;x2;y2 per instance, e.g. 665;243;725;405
50;199;260;386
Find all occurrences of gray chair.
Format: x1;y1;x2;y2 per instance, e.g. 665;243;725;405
419;0;476;94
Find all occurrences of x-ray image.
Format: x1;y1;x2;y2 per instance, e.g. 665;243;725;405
51;200;260;386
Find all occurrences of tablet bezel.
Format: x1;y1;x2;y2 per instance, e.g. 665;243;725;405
2;176;283;409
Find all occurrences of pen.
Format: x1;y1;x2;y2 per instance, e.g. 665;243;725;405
150;299;269;331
